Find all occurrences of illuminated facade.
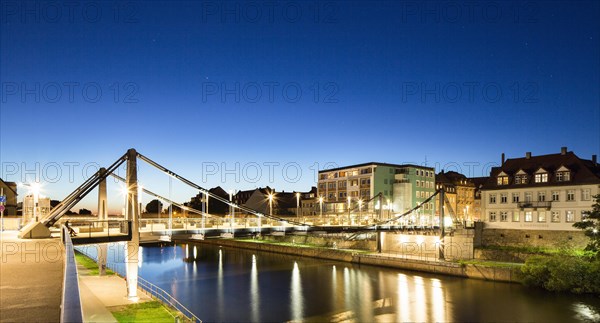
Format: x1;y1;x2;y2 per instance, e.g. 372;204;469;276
317;162;436;218
481;148;600;231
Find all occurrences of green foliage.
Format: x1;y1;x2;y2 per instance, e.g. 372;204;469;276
573;194;600;254
111;301;181;323
74;251;115;276
521;253;600;294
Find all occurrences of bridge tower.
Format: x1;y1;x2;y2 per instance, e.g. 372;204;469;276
97;167;108;275
125;149;140;299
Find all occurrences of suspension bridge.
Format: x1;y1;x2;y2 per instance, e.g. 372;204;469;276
18;148;461;244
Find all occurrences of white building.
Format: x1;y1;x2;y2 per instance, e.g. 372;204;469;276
481;148;600;232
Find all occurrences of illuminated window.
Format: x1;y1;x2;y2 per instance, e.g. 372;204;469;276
525;211;533;222
513;212;520;222
556;171;571;182
566;210;575;222
534;173;548;183
538;211;546;222
515;174;528;184
551;211;560;222
497;176;509;185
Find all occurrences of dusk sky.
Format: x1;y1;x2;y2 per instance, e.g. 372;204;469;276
1;1;599;212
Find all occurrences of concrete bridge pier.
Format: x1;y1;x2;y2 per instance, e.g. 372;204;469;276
125;149;139;299
97;168;108;276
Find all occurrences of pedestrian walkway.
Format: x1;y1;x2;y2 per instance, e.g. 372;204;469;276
0;231;63;323
76;259;152;322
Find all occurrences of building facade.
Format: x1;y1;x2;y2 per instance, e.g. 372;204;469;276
317;163;436;219
0;179;18;216
435;171;476;222
481;148;600;232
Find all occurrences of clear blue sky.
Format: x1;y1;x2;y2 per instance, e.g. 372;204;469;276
1;1;599;212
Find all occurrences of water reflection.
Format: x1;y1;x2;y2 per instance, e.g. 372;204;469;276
250;254;259;322
83;243;600;322
290;261;304;321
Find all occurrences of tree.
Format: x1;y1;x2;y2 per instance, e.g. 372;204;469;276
79;208;92;215
145;199;163;214
573;194;600;253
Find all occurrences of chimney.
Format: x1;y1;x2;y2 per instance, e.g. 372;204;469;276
526;152;531;159
501;153;505;165
561;147;567;155
593;155;597;165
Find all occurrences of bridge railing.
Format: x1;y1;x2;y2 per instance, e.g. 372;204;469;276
58;219;130;238
60;225;84;323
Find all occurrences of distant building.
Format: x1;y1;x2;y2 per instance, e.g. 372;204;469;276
470;176;489;221
187;186;230;215
299;187;318;216
317;162;436;221
481;147;600;233
22;195;51;224
0;179;18;216
435;171;476;222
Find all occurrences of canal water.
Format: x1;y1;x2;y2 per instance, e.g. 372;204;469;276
77;242;600;322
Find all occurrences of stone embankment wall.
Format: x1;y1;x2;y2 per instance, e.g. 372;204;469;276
480;228;587;249
189;237;521;283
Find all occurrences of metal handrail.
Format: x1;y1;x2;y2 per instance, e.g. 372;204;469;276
60;225;84;323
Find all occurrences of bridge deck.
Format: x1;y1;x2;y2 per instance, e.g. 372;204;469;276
0;231;64;323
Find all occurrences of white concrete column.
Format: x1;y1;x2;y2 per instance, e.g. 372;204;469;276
125;149;139;299
97;167;108;275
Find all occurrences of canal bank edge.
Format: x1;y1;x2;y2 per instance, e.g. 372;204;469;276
176;238;523;284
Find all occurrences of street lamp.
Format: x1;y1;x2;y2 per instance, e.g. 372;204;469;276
268;192;274;215
296;192;300;218
318;196;324;218
358;199;363;220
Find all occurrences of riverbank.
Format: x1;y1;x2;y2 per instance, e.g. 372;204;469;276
179;237;523;283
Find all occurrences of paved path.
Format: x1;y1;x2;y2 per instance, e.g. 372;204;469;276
77;261;152;323
0;231;63;323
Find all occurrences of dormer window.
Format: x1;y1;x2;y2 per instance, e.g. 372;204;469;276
534;168;548;183
514;169;528;184
496;171;509;185
555;166;571;182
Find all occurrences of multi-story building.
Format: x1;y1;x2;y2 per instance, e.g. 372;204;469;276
0;179;18;216
22;195;51;224
470;176;489;221
481;148;600;234
435;171;476;222
317;162;436;219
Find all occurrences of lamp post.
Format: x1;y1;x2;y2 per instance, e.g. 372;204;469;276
296;192;300;218
268;192;274;216
318;196;324;219
347;196;351;225
229;190;234;233
358;199;363;221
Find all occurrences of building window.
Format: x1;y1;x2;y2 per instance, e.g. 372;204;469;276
500;193;508;203
556;171;571;182
566;210;575;223
489;194;497;204
538;191;546;202
567;190;575;201
497;176;508;185
489;211;497;222
552;191;559;201
515;174;528;184
525;192;532;202
328;182;336;189
512;193;520;203
500;211;508;222
525;211;533;222
582;189;591;201
551;211;560;222
534;173;548;183
538;211;546;222
513;212;520;222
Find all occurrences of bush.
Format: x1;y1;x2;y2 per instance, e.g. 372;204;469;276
521;254;600;294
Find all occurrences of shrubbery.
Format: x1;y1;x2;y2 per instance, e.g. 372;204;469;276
521;253;600;294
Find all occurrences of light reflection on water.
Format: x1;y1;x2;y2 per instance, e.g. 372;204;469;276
76;243;600;322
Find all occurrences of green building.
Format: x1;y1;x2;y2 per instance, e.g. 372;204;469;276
317;162;436;221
